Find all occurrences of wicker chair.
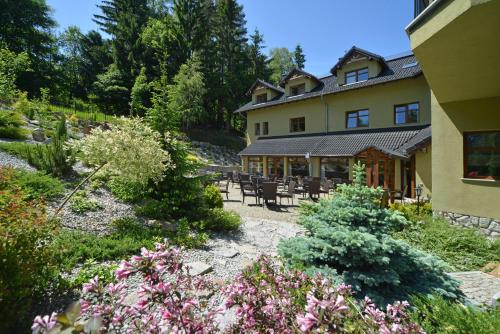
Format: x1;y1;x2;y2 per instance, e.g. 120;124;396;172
241;181;259;205
308;180;321;200
277;180;295;205
219;178;230;200
319;179;333;197
261;182;278;208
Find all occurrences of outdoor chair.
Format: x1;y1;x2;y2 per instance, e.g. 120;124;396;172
241;181;260;205
308;180;321;200
240;173;250;182
218;178;230;200
226;171;234;187
319;179;333;197
261;182;278;208
277;180;295;205
392;185;408;203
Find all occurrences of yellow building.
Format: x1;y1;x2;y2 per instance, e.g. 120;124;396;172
235;47;433;199
407;0;500;236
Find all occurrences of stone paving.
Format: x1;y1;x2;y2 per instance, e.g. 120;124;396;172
449;271;500;306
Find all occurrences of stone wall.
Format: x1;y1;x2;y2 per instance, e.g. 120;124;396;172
435;211;500;239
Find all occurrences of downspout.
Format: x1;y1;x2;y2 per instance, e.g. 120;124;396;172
320;86;329;133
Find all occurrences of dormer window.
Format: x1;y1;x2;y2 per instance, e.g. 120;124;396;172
255;93;267;104
345;68;369;84
290;83;306;96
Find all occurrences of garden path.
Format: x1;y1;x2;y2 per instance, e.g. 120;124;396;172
449;271;500;307
0;147;36;171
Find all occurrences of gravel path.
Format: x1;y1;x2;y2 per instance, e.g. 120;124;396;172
0;149;36;171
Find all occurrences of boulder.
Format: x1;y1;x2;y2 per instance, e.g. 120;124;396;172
186;262;213;276
32;128;45;142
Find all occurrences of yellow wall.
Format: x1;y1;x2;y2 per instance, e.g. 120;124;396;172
432;93;500;219
336;58;382;85
415;146;432;199
246;75;430;144
284;76;317;96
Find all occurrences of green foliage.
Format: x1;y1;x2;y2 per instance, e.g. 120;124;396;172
269;47;296;85
279;162;462;306
203;208;242;232
390;202;433;222
69;190;103;214
52;217;205;270
410;295;500;334
0;110;29;139
394;218;500;271
0;167;60;332
130;67;150;116
294;44;306;70
107;176;150;202
167;54;206;129
14;91;37;119
70;259;117;289
90;64;130;115
8;168;65;200
0;47;30;104
203;184;223;209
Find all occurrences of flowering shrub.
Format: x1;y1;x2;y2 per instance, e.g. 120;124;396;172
33;243;220;334
225;256;424;333
34;243;425;333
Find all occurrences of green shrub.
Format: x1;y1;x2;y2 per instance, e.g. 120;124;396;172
10;169;65;200
394;218;500;271
410;295;500;334
69;190;103;214
203;208;242;231
107;176;149;202
203;184;224;209
52;217;206;270
14;91;37;119
279;163;462;306
390;202;433;222
0;168;60;332
70;259;117;289
0;110;28;139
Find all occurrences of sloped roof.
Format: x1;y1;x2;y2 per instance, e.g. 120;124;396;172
235;54;422;113
239;125;430;159
246;79;284;96
330;46;389;75
278;68;322;88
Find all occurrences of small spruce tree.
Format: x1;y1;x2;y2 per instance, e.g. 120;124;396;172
279;162;462;306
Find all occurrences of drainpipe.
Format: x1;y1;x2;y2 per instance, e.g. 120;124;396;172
320;88;329;133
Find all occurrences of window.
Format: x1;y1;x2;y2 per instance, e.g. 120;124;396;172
346;109;369;128
248;156;263;174
288;157;309;177
290;117;305;133
345;68;369;84
255;93;267;104
254;123;260;136
263;121;269;135
464;131;500;179
320;158;349;180
290;83;306;96
395;103;420;124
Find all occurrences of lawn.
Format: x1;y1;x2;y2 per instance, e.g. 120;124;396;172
50;104;117;123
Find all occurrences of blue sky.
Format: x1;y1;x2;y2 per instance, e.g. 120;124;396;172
47;0;414;76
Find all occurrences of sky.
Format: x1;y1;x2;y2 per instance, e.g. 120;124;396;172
47;0;415;76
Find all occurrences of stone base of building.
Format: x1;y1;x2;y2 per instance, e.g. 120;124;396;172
435;211;500;239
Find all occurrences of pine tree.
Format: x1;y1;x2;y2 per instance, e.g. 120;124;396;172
213;0;249;129
248;28;269;81
294;44;306;70
130;67;150;116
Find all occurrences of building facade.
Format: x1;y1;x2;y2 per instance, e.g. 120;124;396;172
407;0;500;235
235;47;433;199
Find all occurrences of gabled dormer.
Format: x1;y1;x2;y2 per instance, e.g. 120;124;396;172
331;46;389;86
247;79;284;105
279;68;322;97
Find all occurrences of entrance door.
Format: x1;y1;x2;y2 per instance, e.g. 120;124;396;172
357;149;395;190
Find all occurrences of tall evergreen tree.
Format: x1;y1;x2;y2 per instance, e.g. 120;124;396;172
294;44;306;70
172;0;207;65
248;28;269;81
0;0;57;96
213;0;249;129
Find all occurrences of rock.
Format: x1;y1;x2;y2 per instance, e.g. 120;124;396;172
456;215;470;223
186;262;213;276
489;221;500;233
29;119;40;126
123;291;140;306
493;292;500;307
479;217;491;228
214;248;239;258
490;232;500;238
32;128;45;142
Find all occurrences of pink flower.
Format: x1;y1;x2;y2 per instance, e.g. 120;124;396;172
31;313;57;333
296;312;318;332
